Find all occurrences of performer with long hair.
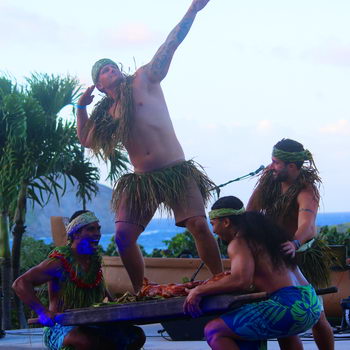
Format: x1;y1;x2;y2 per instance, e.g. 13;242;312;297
76;0;222;293
247;138;334;350
184;196;321;350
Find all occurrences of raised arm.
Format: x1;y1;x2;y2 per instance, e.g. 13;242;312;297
145;0;210;83
12;259;62;326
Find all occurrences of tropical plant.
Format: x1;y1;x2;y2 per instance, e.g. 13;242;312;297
159;230;227;258
19;236;55;275
319;225;350;257
104;236;148;257
0;73;129;328
161;230;198;258
0;78;28;329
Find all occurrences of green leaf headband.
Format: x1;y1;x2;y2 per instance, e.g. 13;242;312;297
209;207;245;220
91;58;118;84
66;211;99;238
272;147;313;163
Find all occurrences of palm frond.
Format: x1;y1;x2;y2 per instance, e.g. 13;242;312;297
26;73;81;116
106;149;129;183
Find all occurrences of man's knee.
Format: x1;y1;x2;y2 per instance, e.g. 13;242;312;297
205;318;237;346
204;319;221;345
114;222;143;248
64;328;96;349
313;311;331;330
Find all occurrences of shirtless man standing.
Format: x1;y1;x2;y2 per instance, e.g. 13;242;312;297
184;196;321;350
76;0;222;293
247;138;334;350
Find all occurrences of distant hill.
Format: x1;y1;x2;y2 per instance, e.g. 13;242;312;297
23;179;350;239
25;179;116;238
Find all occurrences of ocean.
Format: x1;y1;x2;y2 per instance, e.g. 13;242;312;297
34;212;350;254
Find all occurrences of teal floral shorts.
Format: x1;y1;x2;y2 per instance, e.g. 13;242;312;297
221;284;321;340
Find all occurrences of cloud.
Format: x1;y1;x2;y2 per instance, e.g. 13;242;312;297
256;120;273;133
270;46;292;60
319;119;350;136
302;41;350;67
118;23;154;44
201;121;242;131
0;4;61;46
99;22;157;49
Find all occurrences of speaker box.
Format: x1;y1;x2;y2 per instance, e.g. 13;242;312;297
161;316;215;341
161;318;267;349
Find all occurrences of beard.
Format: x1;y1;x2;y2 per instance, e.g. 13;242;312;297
273;170;289;182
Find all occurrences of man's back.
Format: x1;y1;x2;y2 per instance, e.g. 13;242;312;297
253;245;307;292
229;235;307;294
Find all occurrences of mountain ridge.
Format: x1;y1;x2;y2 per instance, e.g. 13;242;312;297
24;179;350;238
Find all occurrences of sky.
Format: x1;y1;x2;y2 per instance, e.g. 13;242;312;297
1;0;350;213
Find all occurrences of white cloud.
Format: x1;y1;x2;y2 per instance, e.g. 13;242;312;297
256;120;273;133
303;43;350;67
118;23;154;44
319;119;350;136
0;4;60;45
99;22;157;49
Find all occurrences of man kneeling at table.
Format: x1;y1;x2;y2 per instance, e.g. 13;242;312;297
13;210;145;350
184;196;321;350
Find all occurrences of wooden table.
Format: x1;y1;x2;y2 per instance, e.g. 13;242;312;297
29;287;337;326
52;291;268;326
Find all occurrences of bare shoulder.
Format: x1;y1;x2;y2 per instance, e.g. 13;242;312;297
17;258;64;287
38;257;63;270
297;184;318;201
29;258;63;278
227;236;250;256
297;185;319;213
134;65;149;81
246;188;259;211
134;64;161;86
132;66;151;90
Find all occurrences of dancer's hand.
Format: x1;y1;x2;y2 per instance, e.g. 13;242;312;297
37;310;57;327
78;85;95;107
183;288;203;318
281;241;297;258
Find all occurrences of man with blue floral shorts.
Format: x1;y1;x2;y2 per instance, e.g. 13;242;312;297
184;196;321;350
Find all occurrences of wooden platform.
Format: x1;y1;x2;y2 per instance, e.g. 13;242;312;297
57;292;268;326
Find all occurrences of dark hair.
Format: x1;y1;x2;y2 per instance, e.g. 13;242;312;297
212;196;244;212
69;210;89;223
211;196;295;268
274;138;305;169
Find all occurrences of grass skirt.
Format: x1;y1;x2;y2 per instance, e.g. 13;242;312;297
112;160;215;216
296;237;337;289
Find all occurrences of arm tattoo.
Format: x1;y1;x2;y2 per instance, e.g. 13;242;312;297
299;208;315;214
149;14;196;80
176;17;194;43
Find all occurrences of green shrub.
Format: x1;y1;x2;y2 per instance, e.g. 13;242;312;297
20;236;55;274
319;225;350;256
160;230;227;258
104;235;149;257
